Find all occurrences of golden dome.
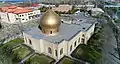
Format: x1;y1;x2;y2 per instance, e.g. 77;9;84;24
39;9;61;29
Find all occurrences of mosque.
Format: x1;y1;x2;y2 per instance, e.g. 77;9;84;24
23;9;96;60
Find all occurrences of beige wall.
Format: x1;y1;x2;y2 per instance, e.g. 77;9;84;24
23;23;95;61
67;32;83;55
0;12;9;23
8;13;16;23
0;10;40;24
58;40;68;60
52;5;72;12
85;23;95;43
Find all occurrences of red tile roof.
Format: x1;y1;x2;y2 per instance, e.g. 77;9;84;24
0;6;32;14
31;4;39;7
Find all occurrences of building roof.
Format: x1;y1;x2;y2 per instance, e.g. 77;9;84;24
87;8;104;13
52;5;72;12
24;12;96;44
61;12;96;24
0;6;32;14
24;23;92;44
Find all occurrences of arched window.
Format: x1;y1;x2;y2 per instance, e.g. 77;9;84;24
82;34;85;37
29;39;32;45
50;31;52;34
55;50;57;56
74;41;77;47
60;48;63;55
70;45;72;52
48;47;52;54
81;38;85;44
78;37;80;43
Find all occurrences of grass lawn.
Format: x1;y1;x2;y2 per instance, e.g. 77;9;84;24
1;38;24;48
25;54;54;64
13;45;31;60
59;57;73;64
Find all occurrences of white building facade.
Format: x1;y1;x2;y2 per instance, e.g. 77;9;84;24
0;6;41;24
23;9;96;61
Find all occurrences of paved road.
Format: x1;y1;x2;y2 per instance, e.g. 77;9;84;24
101;22;120;64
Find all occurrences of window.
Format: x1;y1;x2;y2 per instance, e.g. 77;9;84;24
30;13;33;15
82;34;85;37
81;38;85;44
22;19;24;20
16;18;18;20
78;37;80;43
60;48;63;55
19;15;21;17
50;31;52;34
74;41;77;47
82;28;85;29
55;50;57;56
29;39;32;45
22;15;24;16
70;45;72;52
80;20;82;21
48;47;52;54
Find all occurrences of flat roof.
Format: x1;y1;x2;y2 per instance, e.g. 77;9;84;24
24;23;92;44
61;12;96;24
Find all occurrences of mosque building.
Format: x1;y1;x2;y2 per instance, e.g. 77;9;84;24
23;9;96;60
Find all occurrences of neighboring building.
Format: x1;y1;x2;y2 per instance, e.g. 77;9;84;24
52;5;72;12
0;6;40;24
105;0;120;2
23;9;96;61
87;8;104;16
75;5;94;9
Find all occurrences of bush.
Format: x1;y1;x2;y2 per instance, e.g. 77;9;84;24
0;38;24;63
71;24;104;64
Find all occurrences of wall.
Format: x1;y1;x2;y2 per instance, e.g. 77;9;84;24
58;40;68;60
85;23;95;43
0;12;9;23
8;13;16;23
42;40;58;59
23;23;95;61
67;31;83;55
